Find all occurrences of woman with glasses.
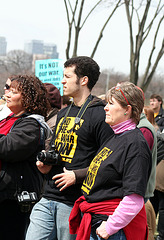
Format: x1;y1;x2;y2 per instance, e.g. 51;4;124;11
0;75;51;240
69;82;152;240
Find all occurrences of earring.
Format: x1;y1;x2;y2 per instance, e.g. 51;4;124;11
124;113;127;115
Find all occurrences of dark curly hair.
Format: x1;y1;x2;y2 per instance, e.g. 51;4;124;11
64;56;100;91
9;75;51;117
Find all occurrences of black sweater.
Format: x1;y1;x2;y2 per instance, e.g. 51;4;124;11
43;96;114;205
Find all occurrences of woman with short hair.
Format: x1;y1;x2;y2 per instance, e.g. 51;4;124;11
69;82;152;240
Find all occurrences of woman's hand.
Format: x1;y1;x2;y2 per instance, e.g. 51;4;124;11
36;160;52;174
96;221;110;240
52;167;76;191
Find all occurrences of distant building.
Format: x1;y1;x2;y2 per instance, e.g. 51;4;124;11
24;40;59;59
0;37;7;56
43;44;59;59
24;40;44;55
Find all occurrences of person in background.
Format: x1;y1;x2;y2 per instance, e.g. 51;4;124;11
144;106;160;133
61;95;71;108
154;130;164;240
0;77;12;120
26;56;114;240
144;200;157;240
98;94;106;101
0;75;51;240
98;94;107;105
137;103;157;204
44;83;61;151
144;101;164;240
69;82;152;240
137;104;157;240
145;104;164;240
150;94;164;132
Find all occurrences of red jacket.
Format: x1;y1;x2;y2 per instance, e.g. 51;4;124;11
69;195;148;240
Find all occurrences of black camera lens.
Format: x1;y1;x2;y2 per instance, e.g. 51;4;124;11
36;149;62;166
37;152;46;162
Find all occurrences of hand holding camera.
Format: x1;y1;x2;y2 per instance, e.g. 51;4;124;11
36;145;62;166
36;159;52;174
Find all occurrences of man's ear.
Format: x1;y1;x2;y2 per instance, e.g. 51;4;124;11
80;76;88;86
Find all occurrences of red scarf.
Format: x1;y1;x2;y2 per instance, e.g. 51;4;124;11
69;195;148;240
0;113;20;170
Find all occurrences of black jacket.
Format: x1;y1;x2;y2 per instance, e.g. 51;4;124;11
155;107;164;132
0;113;51;202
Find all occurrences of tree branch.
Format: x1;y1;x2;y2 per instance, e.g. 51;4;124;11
91;0;122;58
81;0;103;29
64;0;79;59
141;38;164;91
72;0;85;56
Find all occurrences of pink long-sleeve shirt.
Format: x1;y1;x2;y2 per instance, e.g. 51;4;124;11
105;194;144;236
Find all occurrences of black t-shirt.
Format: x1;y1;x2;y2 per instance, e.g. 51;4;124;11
82;128;152;203
43;97;114;205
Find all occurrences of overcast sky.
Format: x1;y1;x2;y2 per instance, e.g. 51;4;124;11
0;0;163;75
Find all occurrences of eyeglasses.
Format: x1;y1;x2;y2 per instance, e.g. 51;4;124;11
1;95;6;101
115;86;129;105
4;84;10;90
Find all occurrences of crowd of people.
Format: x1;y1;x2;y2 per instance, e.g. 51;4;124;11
0;56;163;240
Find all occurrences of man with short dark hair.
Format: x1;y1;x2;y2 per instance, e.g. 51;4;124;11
150;94;164;132
26;56;114;240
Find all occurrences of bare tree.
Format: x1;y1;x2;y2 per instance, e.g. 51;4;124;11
64;0;122;59
0;50;32;75
125;0;164;91
92;69;128;96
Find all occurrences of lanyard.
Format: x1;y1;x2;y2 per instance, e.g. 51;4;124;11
49;94;92;150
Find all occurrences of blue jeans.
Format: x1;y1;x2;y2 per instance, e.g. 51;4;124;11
25;197;76;240
90;228;127;240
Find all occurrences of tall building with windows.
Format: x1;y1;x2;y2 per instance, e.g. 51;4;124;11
0;36;7;56
24;40;44;55
43;44;58;59
24;40;59;59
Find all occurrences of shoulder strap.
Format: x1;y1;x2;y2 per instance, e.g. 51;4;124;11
68;94;92;134
49;101;73;149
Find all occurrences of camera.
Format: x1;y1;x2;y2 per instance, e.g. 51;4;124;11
37;146;62;165
17;191;38;204
17;191;38;212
